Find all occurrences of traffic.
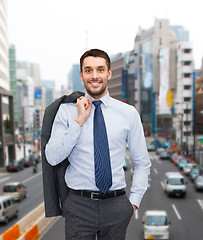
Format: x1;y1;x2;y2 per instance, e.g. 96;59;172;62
0;139;202;239
0;156;43;235
39;141;203;240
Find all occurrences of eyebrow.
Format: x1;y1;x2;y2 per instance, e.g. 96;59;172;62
84;65;105;69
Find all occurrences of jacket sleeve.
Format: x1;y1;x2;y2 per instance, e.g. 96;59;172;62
41;92;85;217
41;107;64;217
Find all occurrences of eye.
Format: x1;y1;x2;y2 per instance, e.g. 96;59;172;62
98;69;104;72
85;69;91;73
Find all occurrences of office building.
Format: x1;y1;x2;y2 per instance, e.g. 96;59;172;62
68;64;85;92
0;0;16;167
40;80;55;106
16;61;41;86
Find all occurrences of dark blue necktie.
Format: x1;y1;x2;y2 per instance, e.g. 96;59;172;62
93;100;112;194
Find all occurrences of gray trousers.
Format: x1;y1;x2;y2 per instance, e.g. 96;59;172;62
63;191;134;240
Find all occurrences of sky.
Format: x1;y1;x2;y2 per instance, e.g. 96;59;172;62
7;0;203;89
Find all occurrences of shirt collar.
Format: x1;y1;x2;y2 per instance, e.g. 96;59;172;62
85;91;110;107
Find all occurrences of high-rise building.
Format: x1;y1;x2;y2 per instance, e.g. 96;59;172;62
108;53;125;101
0;0;9;90
0;0;16;167
16;61;41;86
68;64;84;92
9;44;19;127
174;42;194;148
40;80;55;106
16;67;35;132
109;18;194;146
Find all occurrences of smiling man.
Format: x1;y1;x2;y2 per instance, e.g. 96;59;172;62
45;49;151;240
80;55;111;98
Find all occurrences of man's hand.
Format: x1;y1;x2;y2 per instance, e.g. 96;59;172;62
75;97;92;127
132;205;137;213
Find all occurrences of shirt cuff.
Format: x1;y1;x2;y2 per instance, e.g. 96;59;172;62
129;193;142;209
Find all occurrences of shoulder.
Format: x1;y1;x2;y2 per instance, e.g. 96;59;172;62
109;97;137;113
109;97;140;123
53;102;77;120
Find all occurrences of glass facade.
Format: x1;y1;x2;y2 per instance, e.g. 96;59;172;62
9;46;19;127
126;51;137;105
140;39;154;125
68;64;85;92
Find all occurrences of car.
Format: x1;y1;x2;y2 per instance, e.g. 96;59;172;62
189;168;203;182
22;157;33;167
194;175;203;191
155;148;165;155
142;210;170;240
183;163;195;176
172;155;184;166
147;144;155;152
159;150;171;160
163;172;187;197
0;195;18;224
177;159;189;171
6;160;24;172
166;148;173;155
2;182;27;201
171;153;178;163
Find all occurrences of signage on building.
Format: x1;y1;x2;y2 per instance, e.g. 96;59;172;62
159;47;171;114
35;88;42;99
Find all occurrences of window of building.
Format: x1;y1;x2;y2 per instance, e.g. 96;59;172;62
184;49;191;54
183;61;191;66
160;22;162;28
184;97;191;102
184;121;190;126
184;109;191;114
140;56;142;65
160;38;162;45
184;131;191;136
184;85;191;90
183;73;191;78
10;71;16;79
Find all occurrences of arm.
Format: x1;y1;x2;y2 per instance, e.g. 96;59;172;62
127;107;151;209
45;97;92;166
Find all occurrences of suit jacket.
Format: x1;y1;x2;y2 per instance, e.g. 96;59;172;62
41;91;85;217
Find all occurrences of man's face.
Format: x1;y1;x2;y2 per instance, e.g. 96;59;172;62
79;56;112;99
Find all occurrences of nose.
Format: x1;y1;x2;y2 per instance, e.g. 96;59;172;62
92;70;99;79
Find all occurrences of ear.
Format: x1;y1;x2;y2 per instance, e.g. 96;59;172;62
79;71;83;82
108;69;112;80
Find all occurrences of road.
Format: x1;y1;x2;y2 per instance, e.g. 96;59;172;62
0;159;43;234
39;150;203;240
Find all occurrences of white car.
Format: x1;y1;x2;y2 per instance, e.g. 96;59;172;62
0;195;18;224
183;163;195;176
3;182;27;201
163;172;187;197
143;210;170;240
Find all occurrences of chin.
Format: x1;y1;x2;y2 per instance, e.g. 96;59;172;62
87;88;105;96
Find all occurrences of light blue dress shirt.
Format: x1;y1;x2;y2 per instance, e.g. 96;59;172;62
45;92;151;208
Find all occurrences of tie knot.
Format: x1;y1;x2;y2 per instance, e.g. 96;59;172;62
93;100;102;107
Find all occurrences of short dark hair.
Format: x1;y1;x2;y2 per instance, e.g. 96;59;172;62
80;49;111;71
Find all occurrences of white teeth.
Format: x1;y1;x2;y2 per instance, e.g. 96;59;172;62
91;82;100;86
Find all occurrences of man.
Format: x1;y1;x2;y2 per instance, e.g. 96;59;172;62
45;49;151;240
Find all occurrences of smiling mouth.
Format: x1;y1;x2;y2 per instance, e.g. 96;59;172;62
89;81;101;87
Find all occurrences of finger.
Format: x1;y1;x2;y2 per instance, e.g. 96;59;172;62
77;96;83;101
88;98;92;105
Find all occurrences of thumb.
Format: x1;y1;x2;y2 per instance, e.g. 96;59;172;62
88;98;92;106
